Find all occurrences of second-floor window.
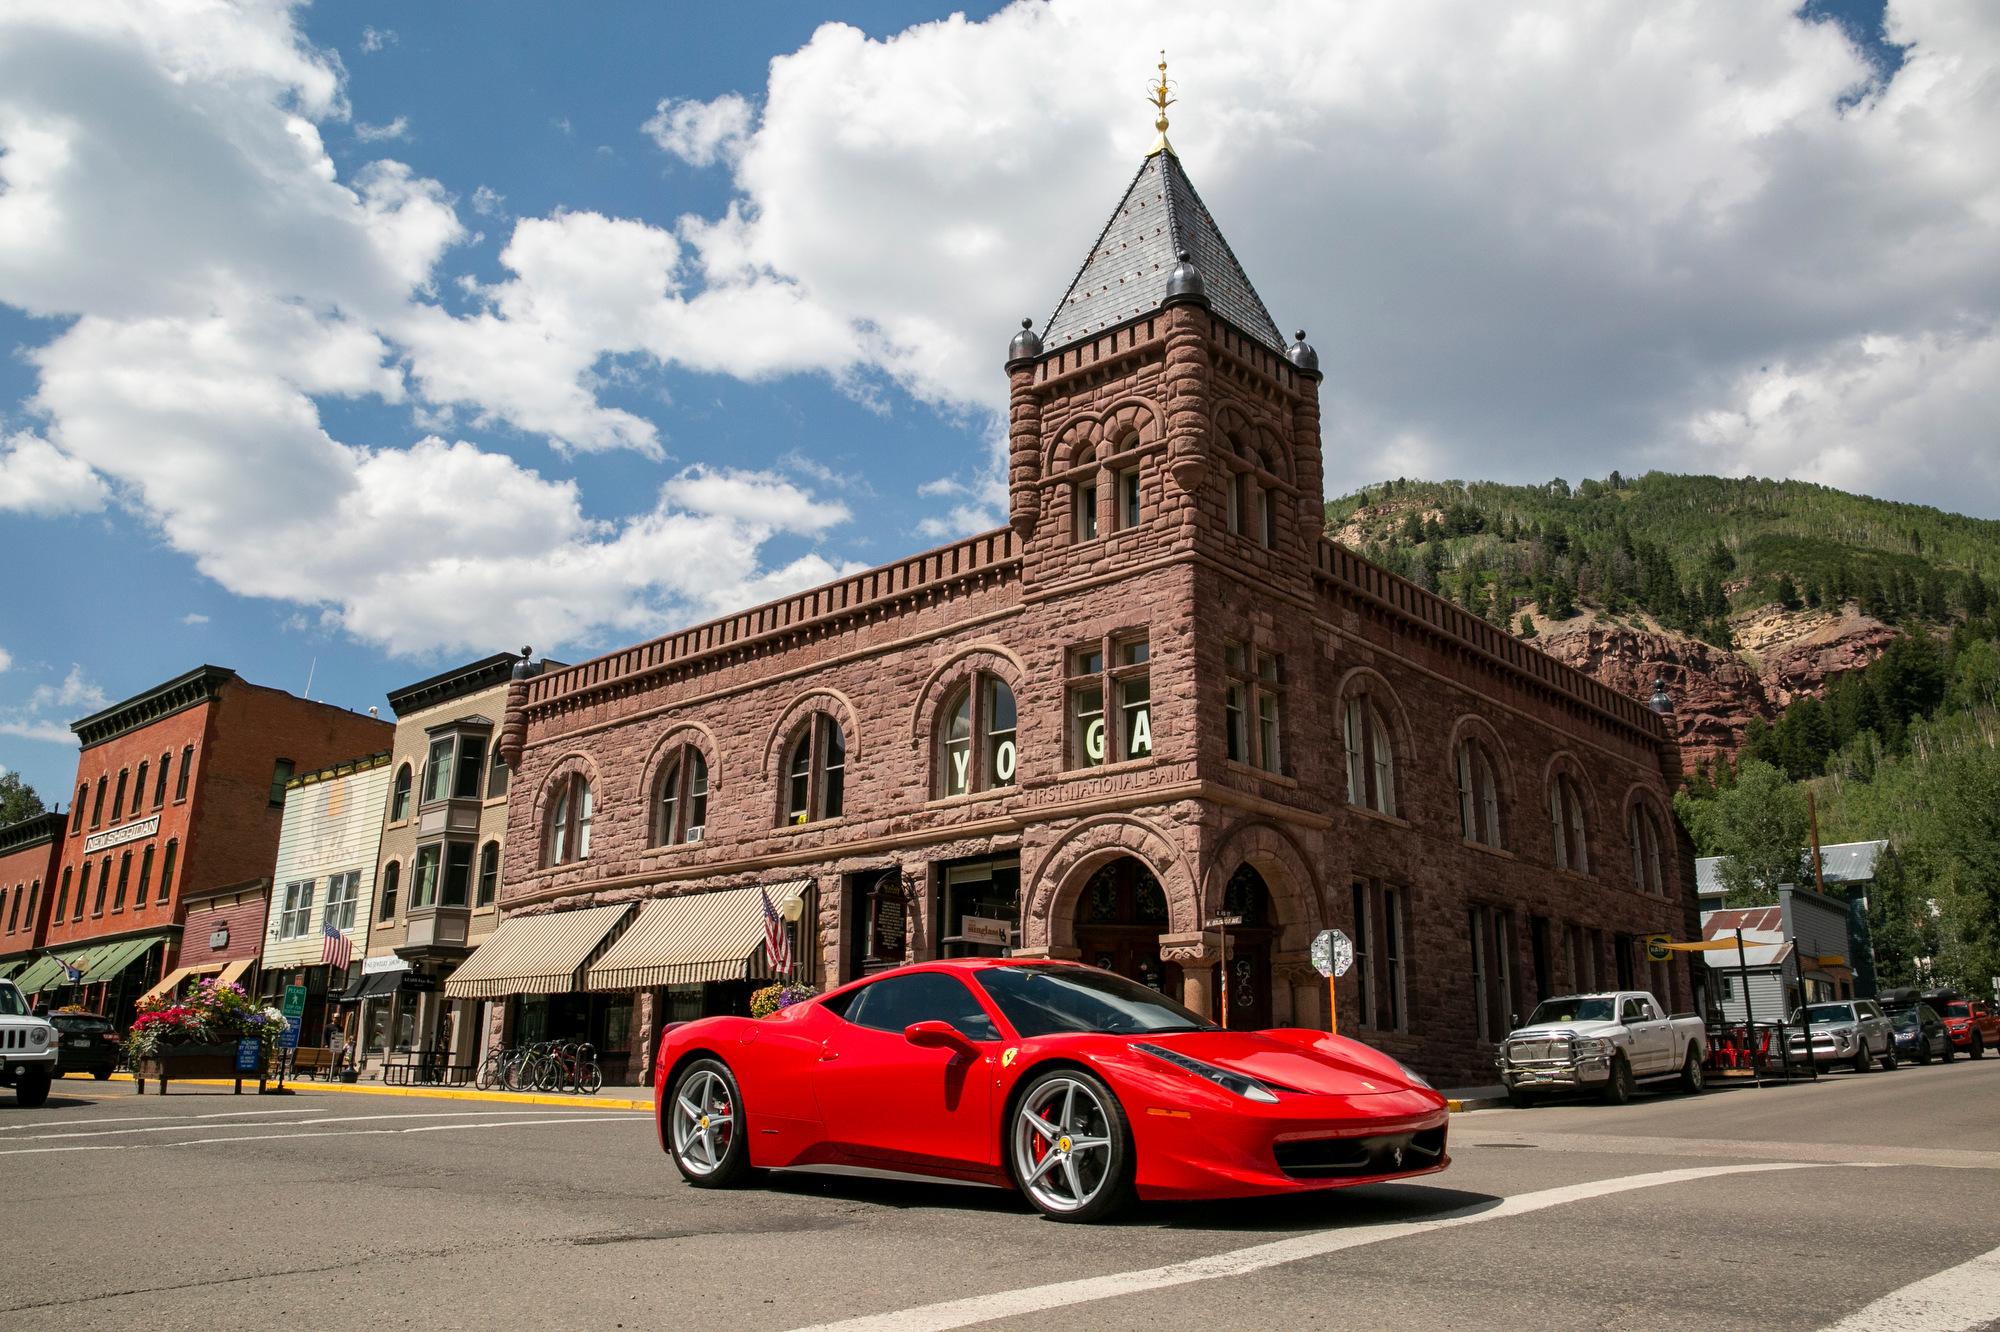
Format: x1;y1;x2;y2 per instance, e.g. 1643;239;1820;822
53;867;71;921
279;879;315;939
1629;804;1665;893
137;844;155;906
71;786;86;834
157;839;177;903
477;841;500;907
1223;643;1284;772
269;759;294;807
175;745;193;801
90;776;106;828
1551;773;1590;873
1456;738;1503;847
73;862;89;921
391;763;413;821
545;773;593;865
324;870;361;930
378;861;400;920
1067;636;1151;769
112;769;129;823
784;716;845;824
112;852;132;911
936;676;1018;798
1343;697;1397;815
655;746;710;844
411;845;441;908
154;752;170;807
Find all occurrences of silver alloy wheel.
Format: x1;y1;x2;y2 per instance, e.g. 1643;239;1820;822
672;1068;736;1176
1013;1076;1114;1214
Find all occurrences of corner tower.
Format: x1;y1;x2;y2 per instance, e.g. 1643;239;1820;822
1004;79;1325;597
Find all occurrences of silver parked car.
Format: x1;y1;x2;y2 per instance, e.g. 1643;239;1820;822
1788;999;1897;1073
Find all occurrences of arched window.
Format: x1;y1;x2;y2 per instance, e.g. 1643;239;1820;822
21;880;36;930
545;773;593;865
136;844;155;907
655;746;709;845
378;861;400;920
1550;774;1590;874
91;776;107;828
53;868;71;922
157;839;178;903
154;752;170;807
133;761;149;813
1071;444;1099;542
93;855;111;914
1342;697;1397;815
1456;738;1503;847
784;716;845;825
476;841;500;906
71;786;87;833
391;763;413;822
936;677;1018;798
73;861;90;921
112;769;129;823
113;851;132;911
5;884;19;934
1629;804;1665;894
176;745;193;800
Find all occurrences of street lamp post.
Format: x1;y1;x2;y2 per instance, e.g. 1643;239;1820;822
780;893;805;982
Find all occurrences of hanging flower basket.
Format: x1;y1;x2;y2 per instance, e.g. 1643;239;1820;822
750;983;817;1018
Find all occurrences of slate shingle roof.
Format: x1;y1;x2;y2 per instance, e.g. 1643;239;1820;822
1041;150;1285;355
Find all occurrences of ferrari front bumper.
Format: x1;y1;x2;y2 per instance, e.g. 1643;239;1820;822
1129;1087;1450;1201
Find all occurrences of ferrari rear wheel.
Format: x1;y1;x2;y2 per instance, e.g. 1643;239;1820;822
668;1059;751;1188
1009;1069;1132;1223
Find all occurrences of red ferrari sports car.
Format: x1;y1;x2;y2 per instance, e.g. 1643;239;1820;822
655;957;1448;1221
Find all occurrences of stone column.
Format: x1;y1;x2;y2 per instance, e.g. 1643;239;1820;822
633;989;656;1085
1162;306;1213;500
1290;370;1324;561
1276;958;1325;1032
1160;931;1222;1019
1006;359;1043;539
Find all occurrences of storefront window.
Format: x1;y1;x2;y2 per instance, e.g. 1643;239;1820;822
939;858;1020;959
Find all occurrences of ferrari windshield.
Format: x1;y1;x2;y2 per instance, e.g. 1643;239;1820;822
975;965;1215;1037
1524;997;1614;1026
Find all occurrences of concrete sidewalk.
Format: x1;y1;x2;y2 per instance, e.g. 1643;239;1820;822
88;1070;654;1111
1442;1084;1510;1111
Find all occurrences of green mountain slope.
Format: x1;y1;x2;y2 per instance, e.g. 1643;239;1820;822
1324;472;1999;645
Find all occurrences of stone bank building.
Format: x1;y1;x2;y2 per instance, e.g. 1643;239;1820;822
477;139;1693;1086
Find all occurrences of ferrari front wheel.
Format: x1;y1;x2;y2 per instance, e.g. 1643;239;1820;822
1009;1068;1133;1223
668;1058;751;1187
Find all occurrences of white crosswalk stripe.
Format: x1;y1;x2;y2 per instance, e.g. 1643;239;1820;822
1818;1242;2000;1332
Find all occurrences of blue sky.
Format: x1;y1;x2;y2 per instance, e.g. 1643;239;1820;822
1;1;1993;809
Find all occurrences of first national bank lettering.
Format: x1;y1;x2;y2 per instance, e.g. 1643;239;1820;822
494;123;1689;1088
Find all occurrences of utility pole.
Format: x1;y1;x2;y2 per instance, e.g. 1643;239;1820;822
1807;789;1827;895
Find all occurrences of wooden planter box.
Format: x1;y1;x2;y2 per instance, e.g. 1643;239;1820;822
135;1042;269;1095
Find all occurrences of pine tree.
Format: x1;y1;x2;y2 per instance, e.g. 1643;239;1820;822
1544;574;1578;620
1774;573;1801;611
1518;613;1538;640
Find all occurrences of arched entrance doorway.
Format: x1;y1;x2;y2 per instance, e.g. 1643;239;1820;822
1072;857;1180;995
1216;864;1274;1029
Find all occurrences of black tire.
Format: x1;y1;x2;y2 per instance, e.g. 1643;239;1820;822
1972;1035;1986;1061
1881;1043;1898;1071
1916;1044;1932;1065
1601;1055;1635;1106
1007;1067;1135;1223
577;1062;603;1095
1943;1041;1956;1064
15;1070;51;1108
1678;1045;1706;1095
667;1058;754;1188
1506;1086;1539;1109
91;1068;111;1081
1852;1045;1871;1074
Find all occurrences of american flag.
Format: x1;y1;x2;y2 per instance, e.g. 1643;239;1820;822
320;917;352;970
760;887;791;977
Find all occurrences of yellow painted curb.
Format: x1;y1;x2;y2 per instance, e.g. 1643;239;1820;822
99;1071;650;1112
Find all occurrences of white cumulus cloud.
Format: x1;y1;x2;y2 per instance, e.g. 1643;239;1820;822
354;115;409;142
643;92;753;167
0;431;106;514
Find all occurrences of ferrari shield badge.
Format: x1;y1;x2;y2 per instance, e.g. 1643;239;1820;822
1001;1047;1018;1068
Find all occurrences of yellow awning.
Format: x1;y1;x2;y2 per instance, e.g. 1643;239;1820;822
137;961;226;1005
585;880;810;992
218;958;253;987
443;904;633;999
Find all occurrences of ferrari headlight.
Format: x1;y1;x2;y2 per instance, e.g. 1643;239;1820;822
1134;1043;1280;1103
1396;1060;1433;1091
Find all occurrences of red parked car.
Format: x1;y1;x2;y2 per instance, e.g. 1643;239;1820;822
655;957;1448;1222
1932;993;2000;1059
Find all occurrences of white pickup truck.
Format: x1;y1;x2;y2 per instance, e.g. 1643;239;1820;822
1495;991;1707;1107
0;979;58;1107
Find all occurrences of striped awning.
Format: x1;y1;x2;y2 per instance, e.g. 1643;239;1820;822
586;879;810;992
82;933;168;984
17;947;96;995
444;903;633;999
0;958;24;981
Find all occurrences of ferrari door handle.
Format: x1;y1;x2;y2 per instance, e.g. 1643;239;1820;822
819;1048;839;1062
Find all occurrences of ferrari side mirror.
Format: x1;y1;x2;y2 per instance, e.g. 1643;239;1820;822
904;1020;973;1054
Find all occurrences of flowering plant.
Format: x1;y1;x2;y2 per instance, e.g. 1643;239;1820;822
124;979;286;1062
749;982;817;1018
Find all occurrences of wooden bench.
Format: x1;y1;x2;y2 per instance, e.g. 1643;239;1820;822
286;1046;336;1080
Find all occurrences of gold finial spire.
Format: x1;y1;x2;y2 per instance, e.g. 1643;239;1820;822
1147;50;1176;157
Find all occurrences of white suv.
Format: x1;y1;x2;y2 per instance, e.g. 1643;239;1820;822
0;980;57;1107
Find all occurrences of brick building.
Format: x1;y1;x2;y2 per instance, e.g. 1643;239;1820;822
0;812;66;993
36;666;390;1022
478;138;1694;1086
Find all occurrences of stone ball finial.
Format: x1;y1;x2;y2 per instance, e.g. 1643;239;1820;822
512;645;535;680
1164;249;1208;306
1007;316;1043;367
1648;674;1673;714
1287;329;1320;374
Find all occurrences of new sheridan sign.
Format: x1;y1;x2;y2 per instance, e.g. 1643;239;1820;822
83;814;160;855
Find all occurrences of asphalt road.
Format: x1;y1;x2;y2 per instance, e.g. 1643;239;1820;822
3;1059;1997;1331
